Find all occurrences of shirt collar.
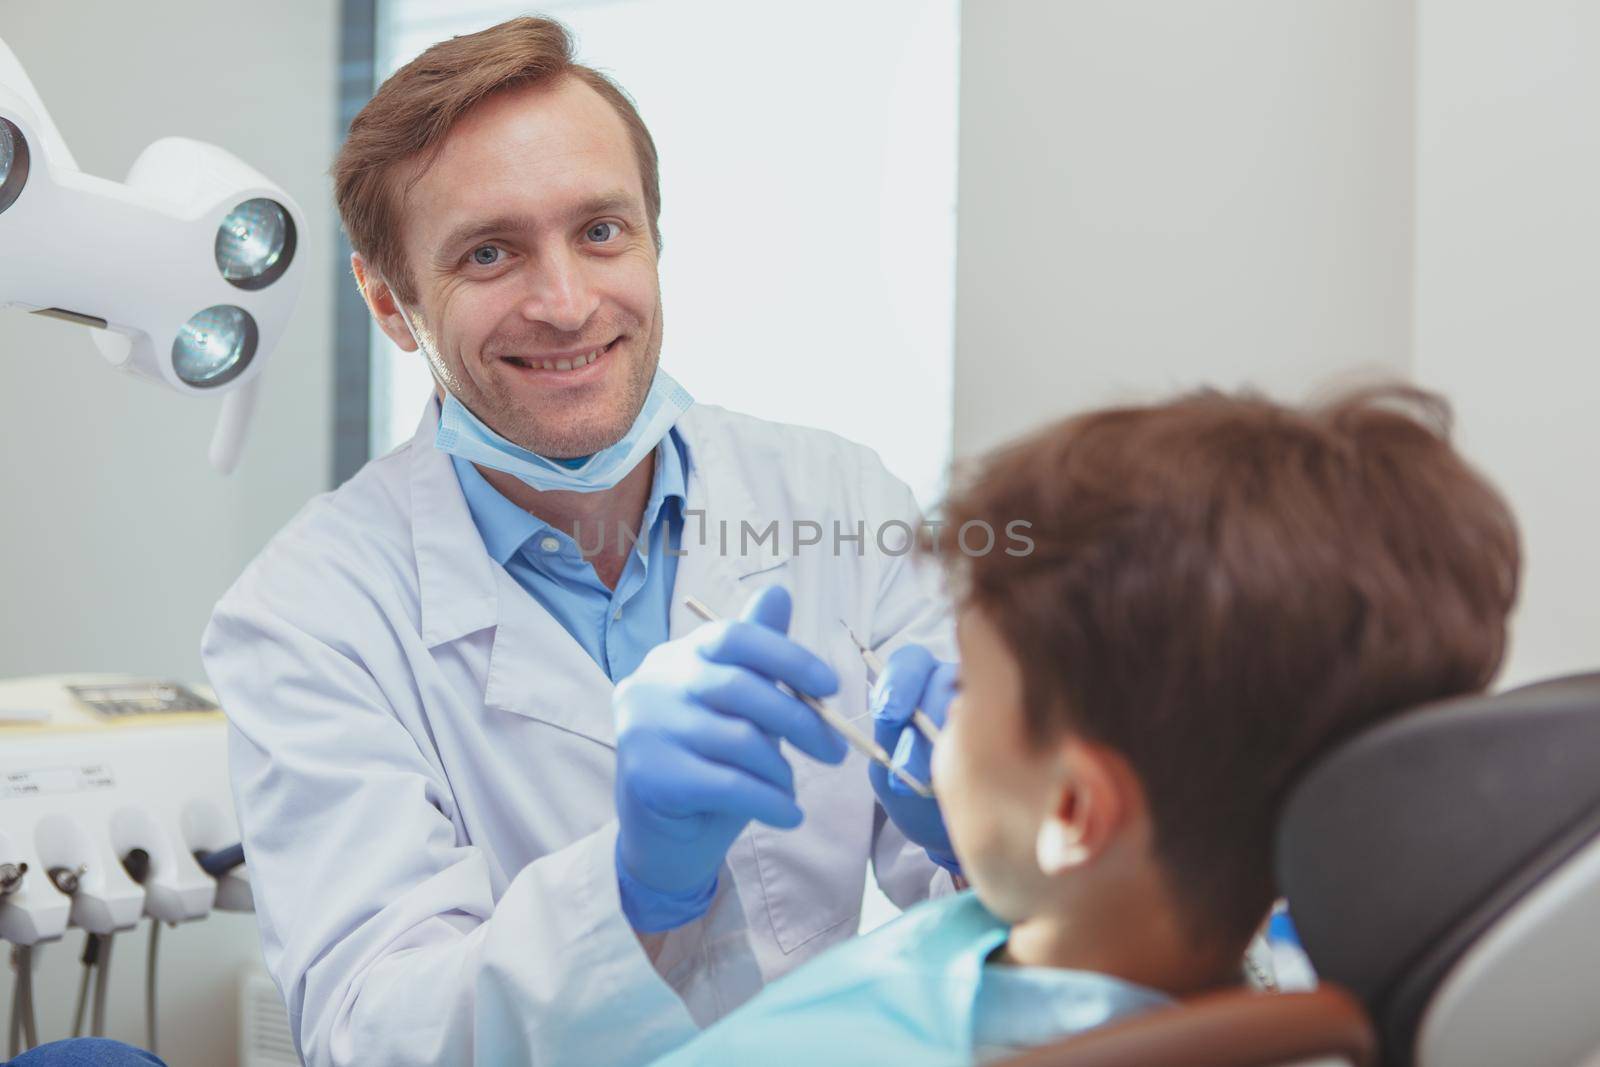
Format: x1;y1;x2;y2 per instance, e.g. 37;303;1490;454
642;427;690;545
452;428;690;566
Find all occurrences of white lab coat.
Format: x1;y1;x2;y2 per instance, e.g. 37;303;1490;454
201;400;954;1067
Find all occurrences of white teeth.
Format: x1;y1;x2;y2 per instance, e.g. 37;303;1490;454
515;348;602;371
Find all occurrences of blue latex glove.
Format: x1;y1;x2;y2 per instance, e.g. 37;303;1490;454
869;644;961;876
613;585;848;931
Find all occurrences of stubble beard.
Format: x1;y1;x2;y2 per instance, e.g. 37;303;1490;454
471;300;664;460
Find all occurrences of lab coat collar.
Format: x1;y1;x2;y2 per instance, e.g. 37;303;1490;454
411;396;501;648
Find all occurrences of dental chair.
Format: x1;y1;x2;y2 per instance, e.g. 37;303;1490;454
995;672;1600;1067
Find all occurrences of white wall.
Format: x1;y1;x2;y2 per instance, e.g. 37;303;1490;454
954;0;1598;688
1412;0;1600;686
954;0;1416;457
0;0;339;1062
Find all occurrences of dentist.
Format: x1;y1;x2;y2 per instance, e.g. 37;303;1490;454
201;16;956;1067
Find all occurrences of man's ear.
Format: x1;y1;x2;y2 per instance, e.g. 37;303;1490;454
351;253;419;353
1035;739;1137;876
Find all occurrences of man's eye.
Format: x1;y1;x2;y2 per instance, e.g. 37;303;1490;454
585;222;620;244
470;245;501;266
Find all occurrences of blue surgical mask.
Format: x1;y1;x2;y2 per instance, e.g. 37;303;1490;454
436;373;691;493
390;292;692;494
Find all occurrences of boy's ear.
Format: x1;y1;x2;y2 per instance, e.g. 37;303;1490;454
1035;739;1138;876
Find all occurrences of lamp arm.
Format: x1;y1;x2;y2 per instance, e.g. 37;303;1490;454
208;378;260;475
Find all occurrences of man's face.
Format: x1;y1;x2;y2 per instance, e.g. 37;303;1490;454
391;76;662;458
933;605;1063;921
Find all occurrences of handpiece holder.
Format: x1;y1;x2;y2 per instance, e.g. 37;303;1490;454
33;814;144;935
111;807;216;923
0;831;68;947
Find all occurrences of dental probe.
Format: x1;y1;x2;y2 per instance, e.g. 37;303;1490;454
682;596;934;799
837;619;943;746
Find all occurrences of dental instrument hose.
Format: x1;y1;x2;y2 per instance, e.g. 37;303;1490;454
145;919;160;1054
3;865;32;1054
91;932;114;1037
9;944;36;1055
120;847;160;1054
23;947;36;1049
195;842;245;877
8;947;20;1056
71;933;99;1038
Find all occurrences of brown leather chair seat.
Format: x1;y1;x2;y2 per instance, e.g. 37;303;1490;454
994;984;1375;1067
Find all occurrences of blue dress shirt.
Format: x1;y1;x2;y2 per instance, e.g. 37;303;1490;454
451;431;688;682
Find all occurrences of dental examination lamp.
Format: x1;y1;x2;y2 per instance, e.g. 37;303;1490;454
0;35;306;472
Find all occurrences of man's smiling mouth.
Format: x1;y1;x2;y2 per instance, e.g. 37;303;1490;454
501;337;619;372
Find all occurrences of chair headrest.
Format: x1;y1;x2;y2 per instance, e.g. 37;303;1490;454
1276;673;1600;1065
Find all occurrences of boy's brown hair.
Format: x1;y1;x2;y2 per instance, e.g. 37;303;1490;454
333;16;661;305
934;386;1520;952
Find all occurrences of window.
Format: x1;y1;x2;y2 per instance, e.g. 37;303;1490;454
367;0;958;506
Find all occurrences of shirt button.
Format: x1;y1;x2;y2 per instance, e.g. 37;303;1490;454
613;608;623;621
539;536;560;553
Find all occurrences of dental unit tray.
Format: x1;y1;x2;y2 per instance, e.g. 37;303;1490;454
66;682;218;718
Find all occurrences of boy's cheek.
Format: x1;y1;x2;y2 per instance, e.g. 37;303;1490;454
930;730;955;792
959;831;1035;923
931;743;962;831
932;741;981;856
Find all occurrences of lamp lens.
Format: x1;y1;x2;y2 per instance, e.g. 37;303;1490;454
0;119;28;215
215;198;295;289
172;305;258;388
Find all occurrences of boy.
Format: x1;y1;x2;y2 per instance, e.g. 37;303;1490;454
652;385;1520;1064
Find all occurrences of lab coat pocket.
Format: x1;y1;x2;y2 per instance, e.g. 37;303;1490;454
749;751;874;954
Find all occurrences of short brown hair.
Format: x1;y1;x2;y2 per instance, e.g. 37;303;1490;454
935;386;1520;951
332;16;661;304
